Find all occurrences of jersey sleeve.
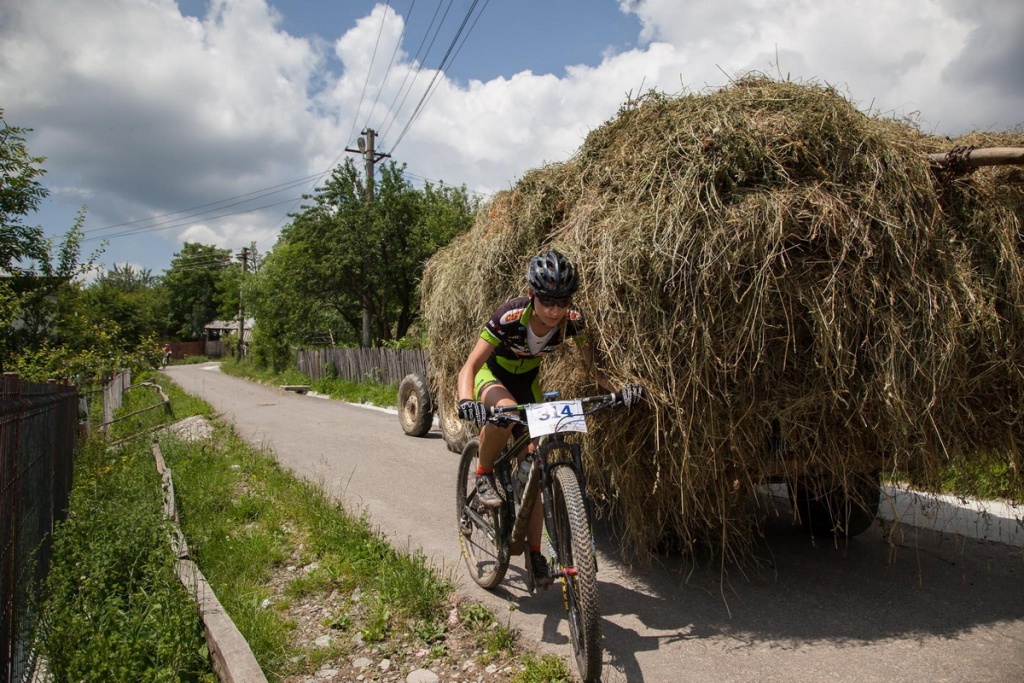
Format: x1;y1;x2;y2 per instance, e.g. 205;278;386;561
480;325;500;346
479;304;508;346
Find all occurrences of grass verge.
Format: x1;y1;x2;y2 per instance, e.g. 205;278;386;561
157;420;566;681
219;357;398;408
36;435;214;682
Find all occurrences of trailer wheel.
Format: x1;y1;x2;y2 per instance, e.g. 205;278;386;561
397;373;434;437
797;471;880;539
439;402;474;453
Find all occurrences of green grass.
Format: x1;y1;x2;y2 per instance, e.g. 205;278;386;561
36;435;215;682
160;427;458;677
42;369;577;681
513;654;575;683
895;449;1024;504
219;357;399;408
218;357;314;388
169;355;213;365
103;372;213;442
309;375;398;407
157;398;527;680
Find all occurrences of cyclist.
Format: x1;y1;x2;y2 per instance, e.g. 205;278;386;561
456;249;641;587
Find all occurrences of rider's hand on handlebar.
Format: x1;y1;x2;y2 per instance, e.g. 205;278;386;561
618;383;643;408
457;399;488;427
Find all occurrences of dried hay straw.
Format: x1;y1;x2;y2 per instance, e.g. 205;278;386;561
422;76;1024;560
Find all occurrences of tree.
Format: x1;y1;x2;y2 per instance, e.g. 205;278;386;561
162;242;234;340
82;264;170;346
0;107;49;274
0;110;162;381
258;159;476;353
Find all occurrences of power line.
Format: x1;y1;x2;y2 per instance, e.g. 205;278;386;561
82;197;301;244
379;0;455;142
82;174;321;235
388;0;488;153
364;0;417;133
346;1;392;148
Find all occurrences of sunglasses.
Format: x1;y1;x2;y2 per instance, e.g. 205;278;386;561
535;294;571;309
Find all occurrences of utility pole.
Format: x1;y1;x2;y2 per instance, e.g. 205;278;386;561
237;246;249;359
345;128;390;348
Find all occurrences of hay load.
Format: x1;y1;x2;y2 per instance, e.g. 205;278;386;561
422;76;1024;558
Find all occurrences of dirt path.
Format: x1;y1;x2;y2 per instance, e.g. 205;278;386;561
166;363;1024;683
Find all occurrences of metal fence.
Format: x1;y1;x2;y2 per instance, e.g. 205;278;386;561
0;373;78;683
296;348;428;385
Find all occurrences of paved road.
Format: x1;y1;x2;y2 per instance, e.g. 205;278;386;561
165;364;1024;683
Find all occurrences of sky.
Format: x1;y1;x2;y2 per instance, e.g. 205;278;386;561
1;0;1021;277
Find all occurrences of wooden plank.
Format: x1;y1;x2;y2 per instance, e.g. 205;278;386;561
177;559;269;683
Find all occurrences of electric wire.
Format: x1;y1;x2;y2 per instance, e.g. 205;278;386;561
82;174;321;235
387;0;486;153
363;0;417;134
378;0;455;142
345;1;392;149
85;3;481;255
82;197;300;244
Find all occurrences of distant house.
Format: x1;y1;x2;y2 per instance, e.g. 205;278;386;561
203;318;254;357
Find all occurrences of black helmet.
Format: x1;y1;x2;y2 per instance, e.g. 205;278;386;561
526;250;579;298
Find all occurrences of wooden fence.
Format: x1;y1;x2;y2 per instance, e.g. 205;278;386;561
296;348;428;385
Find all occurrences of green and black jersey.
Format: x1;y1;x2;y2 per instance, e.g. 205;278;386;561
474;296;585;403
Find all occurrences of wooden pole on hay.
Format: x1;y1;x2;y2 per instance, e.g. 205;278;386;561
928;146;1024;173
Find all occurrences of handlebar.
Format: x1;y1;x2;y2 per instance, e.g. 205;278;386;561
485;391;623;426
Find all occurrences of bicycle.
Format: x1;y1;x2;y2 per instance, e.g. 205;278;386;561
456;390;626;682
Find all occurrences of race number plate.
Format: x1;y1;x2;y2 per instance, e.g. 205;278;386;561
525;400;587;437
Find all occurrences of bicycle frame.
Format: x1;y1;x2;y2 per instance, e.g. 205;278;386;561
487;395;614;562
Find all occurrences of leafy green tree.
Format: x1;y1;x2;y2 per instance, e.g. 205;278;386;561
0;110;162;381
162;242;233;340
256;159;476;357
0;107;49;273
82;264;170;346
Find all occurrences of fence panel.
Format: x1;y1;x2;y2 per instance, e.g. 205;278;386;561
297;348;428;386
0;373;78;683
166;341;204;360
101;369;131;435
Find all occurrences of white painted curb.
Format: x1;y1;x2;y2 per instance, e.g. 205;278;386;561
880;485;1024;547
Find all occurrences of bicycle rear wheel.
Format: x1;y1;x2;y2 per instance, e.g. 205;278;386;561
456;438;510;589
550;466;602;681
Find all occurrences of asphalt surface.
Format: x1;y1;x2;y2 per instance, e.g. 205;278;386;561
165;363;1024;683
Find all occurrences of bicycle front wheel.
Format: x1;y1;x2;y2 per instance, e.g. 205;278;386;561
550;466;602;681
456;438;510;589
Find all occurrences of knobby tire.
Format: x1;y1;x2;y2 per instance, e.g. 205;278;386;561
456;438;510;589
551;466;602;681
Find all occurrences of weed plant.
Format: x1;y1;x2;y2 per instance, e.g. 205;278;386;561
169;355;212;365
36;435;214;682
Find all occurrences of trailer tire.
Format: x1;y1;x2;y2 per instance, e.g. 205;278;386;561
398;373;434;437
797;471;880;539
439;402;474;453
